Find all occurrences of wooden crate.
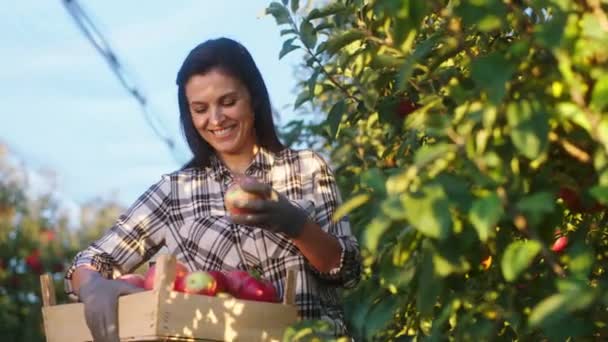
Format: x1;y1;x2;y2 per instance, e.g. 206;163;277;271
40;255;299;342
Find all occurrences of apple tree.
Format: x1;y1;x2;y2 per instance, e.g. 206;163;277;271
268;0;608;340
0;146;125;341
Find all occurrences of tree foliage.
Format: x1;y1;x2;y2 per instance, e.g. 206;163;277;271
0;145;125;342
269;0;608;340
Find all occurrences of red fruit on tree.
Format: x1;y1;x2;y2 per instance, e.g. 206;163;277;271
117;273;146;289
396;98;419;118
183;271;218;296
143;261;189;291
25;250;43;274
551;236;568;253
558;187;582;212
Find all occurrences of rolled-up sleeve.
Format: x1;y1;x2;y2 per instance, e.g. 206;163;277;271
308;153;361;288
64;175;173;295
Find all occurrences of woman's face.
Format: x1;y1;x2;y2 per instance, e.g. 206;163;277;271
186;68;257;158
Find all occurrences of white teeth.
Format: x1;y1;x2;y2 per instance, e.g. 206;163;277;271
211;126;235;137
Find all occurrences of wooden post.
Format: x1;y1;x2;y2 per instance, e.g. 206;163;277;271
40;274;56;307
153;254;177;292
283;269;296;306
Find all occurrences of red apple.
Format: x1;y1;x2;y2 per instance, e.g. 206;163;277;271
144;261;189;291
559;187;582;212
551;236;568;253
184;271;218;296
396;98;419;118
208;270;228;293
224;270;252;295
224;176;267;215
117;273;146;288
237;277;279;303
25;250;43;274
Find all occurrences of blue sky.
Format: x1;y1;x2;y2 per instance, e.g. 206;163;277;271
0;1;303;207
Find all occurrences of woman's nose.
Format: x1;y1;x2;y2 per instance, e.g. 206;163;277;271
209;107;225;125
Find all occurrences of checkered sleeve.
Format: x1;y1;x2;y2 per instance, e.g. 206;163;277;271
309;152;361;288
64;175;172;296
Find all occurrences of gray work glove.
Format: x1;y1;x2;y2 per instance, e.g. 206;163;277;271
78;273;143;342
229;179;311;238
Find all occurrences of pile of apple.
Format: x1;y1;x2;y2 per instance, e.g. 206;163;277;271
117;262;279;303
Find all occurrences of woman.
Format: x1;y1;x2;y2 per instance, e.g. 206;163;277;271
65;37;361;341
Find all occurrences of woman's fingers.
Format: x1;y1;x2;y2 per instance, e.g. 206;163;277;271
232;199;273;211
238;179;272;197
229;213;271;225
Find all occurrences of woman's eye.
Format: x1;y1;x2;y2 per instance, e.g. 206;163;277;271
193;107;207;114
222;98;236;106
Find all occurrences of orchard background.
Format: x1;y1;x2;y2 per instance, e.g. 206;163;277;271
2;0;608;341
269;0;608;340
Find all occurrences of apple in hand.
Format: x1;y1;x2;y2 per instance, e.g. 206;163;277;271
224;176;267;215
184;271;218;296
144;261;189;291
117;273;145;288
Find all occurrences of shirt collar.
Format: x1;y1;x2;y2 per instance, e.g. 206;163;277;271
208;146;275;182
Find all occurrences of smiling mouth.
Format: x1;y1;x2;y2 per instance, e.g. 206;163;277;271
210;125;237;137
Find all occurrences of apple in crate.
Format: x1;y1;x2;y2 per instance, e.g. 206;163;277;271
238;277;279;302
183;271;218;296
117;273;145;288
143;261;189;291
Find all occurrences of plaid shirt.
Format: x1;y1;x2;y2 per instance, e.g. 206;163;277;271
65;147;361;336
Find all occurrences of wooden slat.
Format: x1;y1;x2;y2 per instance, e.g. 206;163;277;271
283;269;296;306
40;274;56;307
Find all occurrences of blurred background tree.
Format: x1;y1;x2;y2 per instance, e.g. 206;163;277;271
0;142;125;342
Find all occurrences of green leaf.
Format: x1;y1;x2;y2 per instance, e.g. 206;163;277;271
507;100;549;159
414;143;454;168
293;89;311;109
364;296;399;340
417;248;442;317
516;192;555;214
324;29;366;54
333;193;370;223
361;168;386;193
290;0;299;13
469;193;503;242
382;195;408;220
528;293;569;328
455;0;507;32
401;184;452;240
299;20;317;49
265;2;292;25
471;52;514;103
364;216;391;252
433;252;471;277
279;28;296;36
397;33;440;89
534;11;567;48
591;74;608;112
501;240;542;282
279;37;299;59
307;2;347;20
327;100;346;139
589;185;608;205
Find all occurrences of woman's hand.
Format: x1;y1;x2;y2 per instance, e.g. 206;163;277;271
77;272;143;342
228;178;310;238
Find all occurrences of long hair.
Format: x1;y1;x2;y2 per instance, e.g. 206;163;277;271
176;37;284;169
